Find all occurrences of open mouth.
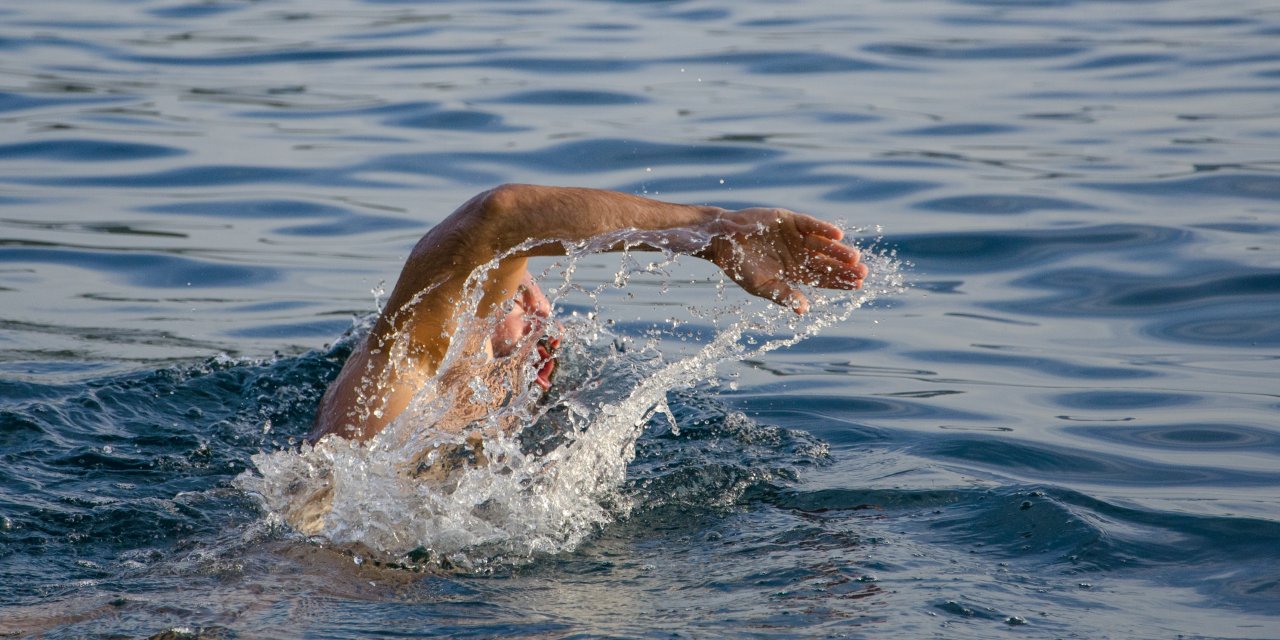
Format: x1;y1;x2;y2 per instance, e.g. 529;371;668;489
535;336;560;390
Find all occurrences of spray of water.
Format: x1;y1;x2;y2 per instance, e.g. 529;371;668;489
238;228;904;569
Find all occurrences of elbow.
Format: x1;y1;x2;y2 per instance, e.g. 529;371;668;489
458;183;576;258
413;185;520;255
447;183;536;256
473;183;529;223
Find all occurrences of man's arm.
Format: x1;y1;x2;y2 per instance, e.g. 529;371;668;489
311;184;867;442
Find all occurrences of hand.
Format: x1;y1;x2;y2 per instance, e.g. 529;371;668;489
704;207;868;314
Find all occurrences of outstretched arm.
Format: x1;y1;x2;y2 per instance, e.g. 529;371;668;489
311;184;867;442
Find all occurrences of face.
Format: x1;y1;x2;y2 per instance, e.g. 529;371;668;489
489;272;558;389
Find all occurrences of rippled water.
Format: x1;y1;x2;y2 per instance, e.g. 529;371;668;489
2;0;1279;637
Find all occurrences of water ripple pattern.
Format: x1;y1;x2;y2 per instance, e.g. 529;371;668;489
1;0;1278;638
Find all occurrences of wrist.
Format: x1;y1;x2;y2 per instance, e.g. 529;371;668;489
688;205;728;262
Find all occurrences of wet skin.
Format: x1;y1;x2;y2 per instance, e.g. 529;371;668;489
309;184;868;443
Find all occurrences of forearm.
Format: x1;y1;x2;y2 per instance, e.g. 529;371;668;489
394;185;721;299
474;184;725;257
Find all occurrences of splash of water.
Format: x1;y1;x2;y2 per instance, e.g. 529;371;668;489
238;229;904;568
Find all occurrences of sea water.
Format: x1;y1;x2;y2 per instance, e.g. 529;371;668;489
2;0;1279;638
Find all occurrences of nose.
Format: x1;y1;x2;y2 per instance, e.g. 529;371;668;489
519;279;553;323
490;275;555;358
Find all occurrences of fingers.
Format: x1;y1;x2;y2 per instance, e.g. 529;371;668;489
801;255;868;289
756;277;811;314
792;213;843;241
802;233;860;263
797;232;867;288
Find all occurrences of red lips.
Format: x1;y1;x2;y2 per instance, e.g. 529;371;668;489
535;337;560;390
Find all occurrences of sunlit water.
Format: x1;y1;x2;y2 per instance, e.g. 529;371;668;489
2;0;1279;638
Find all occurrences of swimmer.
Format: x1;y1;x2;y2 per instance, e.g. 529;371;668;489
308;184;867;444
275;185;868;535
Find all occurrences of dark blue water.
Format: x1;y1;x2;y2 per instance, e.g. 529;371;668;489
3;0;1279;637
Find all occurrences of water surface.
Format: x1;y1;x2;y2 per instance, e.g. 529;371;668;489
2;0;1279;637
